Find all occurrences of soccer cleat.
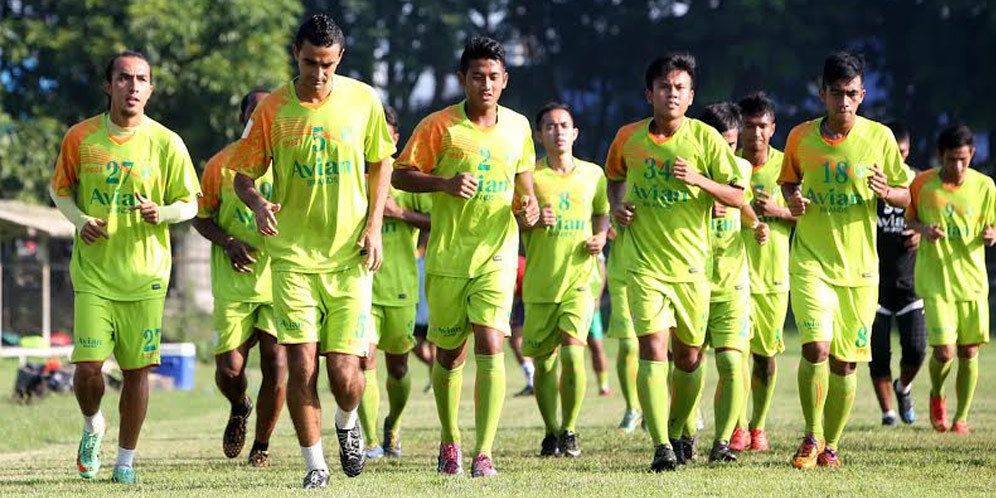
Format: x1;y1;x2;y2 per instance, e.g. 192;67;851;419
617;410;642;434
76;429;104;479
668;438;686;466
111;466;136;484
749;429;769;451
515;385;534;397
680;435;697;463
365;444;384;459
893;379;916;425
599;386;612;397
247;448;270;468
336;425;365;477
301;468;330;489
540;434;560;457
882;411;897;426
729;427;751;452
951;420;970;435
382;416;402;458
437;443;463;475
708;441;737;463
816;448;842;468
471;454;498;478
223;398;253;459
559;431;581;458
649;444;678;473
929;395;949;433
790;435;824;470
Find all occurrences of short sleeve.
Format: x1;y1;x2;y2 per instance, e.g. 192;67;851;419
197;151;225;219
704;127;742;187
229;100;274;180
517;123;536;174
905;171;931;222
51;127;84;197
778;126;805;185
395;117;443;173
882;130;914;187
592;168;610;215
164;133;201;205
364;97;397;163
604;129;630;181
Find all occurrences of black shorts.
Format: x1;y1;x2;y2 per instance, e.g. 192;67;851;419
511;298;525;328
877;286;920;315
414;324;428;339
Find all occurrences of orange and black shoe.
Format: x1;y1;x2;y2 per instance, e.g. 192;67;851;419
790;435;824;470
749;428;769;451
729;427;751;452
816;447;842;468
929;395;949;433
951;420;970;435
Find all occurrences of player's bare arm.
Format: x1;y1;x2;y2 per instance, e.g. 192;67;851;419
607;179;634;227
234;172;280;236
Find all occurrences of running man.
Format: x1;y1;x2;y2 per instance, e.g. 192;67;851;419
606;223;641;433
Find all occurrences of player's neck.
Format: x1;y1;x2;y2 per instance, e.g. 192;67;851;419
940;168;966;186
465;101;498;128
650;114;683;137
821;115;854;139
546;151;575;173
742;145;769;167
295;78;333;104
108;107;143;129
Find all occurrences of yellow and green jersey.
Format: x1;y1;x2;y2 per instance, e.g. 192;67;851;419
229;77;396;273
522;157;610;303
197;142;274;303
373;187;432;306
779;116;914;287
394;101;535;278
739;147;791;294
51;114;200;301
908;168;996;300
709;156;753;302
605;117;746;282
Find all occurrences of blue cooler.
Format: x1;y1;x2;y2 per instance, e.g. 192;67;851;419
155;343;196;390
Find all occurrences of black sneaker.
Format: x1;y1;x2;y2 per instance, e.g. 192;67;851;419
893;379;916;425
668;438;687;466
540;434;560;457
680;435;697;463
336;425;365;477
302;468;330;489
223;397;253;458
708;441;737;463
650;444;678;472
382;416;402;458
559;431;580;458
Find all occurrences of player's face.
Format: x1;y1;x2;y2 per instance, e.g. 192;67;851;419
720;128;739;151
104;56;153;118
459;58;507;111
387;123;400;145
646;70;694;120
741;113;775;154
538;109;578;155
293;41;343;96
898;138;911;161
819;76;865;123
240;91;269;126
939;145;974;179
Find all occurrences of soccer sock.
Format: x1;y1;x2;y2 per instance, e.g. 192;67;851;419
681;354;707;437
714;350;746;444
300;441;328;472
385;370;411;435
115;447;135;469
750;358;777;430
737;350;751;430
616;337;640;412
637;359;670;446
929;355;953;397
669;363;704;438
522;359;535;388
823;371;857;451
334;406;358;431
798;358;829;441
597;371;609;391
954;356;979;423
357;369;379;446
431;361;463;445
83;409;105;434
533;351;560;435
473;353;506;457
560;345;587;433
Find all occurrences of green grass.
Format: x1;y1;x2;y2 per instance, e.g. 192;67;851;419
1;332;994;496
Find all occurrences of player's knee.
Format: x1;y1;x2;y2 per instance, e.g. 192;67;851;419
360;355;377;371
868;359;891;379
957;345;979;359
387;360;408;380
801;342;829;363
933;346;954;363
752;355;776;379
74;361;104;381
901;343;927;369
673;349;702;372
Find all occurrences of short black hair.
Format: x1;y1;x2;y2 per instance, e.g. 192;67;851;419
937;125;974;153
534;102;574;128
104;50;151;83
699;102;743;134
822;51;863;88
383;104;399;130
239;89;269;119
459;35;505;73
885;120;910;143
737;91;775;120
294;14;346;49
645;53;696;90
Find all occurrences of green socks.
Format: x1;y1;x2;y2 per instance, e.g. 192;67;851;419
473;353;506;457
560;345;587;433
798;359;829;441
714;350;746;444
616;338;640;412
431;361;463;445
954;356;978;423
637;359;670;446
385;370;411;434
533;352;560;435
737;350;751;430
358;368;380;447
824;372;856;450
749;358;777;430
929;355;954;397
669;363;704;438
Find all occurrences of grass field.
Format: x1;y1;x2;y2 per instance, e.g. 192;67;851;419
1;332;994;496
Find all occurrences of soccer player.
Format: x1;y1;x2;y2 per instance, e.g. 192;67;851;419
606;54;747;472
392;36;540;477
587;257;613;396
869;121;926;426
521;102;610;458
230;15;396;488
357;105;431;459
734;91;793;451
193;89;287;467
781;52;913;469
907;125;995;435
606;224;642;433
511;255;536;396
51;51;200;484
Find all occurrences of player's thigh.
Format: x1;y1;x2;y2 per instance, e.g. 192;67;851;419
750;291;788;357
522;302;561;358
669;279;710;348
626;271;676;338
319;266;373;357
829;284;877;363
707;294;750;353
466;267;516;335
213;299;259;355
377;305;417;355
955;298;989;347
72;293;116;365
606;276;636;339
789;273;836;345
114;297;166;370
426;273;472;350
272;271;322;346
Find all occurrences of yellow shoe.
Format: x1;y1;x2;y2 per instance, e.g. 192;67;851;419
790;435;824;469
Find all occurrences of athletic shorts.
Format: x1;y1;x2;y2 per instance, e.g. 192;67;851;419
750;292;789;357
706;293;750;352
72;293;165;370
924;296;990;347
606;272;636;339
368;304;417;354
213;300;275;354
626;271;709;347
272;266;371;356
589;309;605;341
511;298;525;328
790;273;877;363
522;287;593;357
878;285;920;314
426;267;516;350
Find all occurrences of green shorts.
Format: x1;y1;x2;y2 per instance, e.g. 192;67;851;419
790;273;877;363
213;300;275;355
426;267;516;351
606;272;636;339
369;304;417;354
924;296;990;347
522;288;593;357
706;294;750;352
626;271;709;347
273;266;371;356
589;309;604;341
72;293;165;370
750;292;789;357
